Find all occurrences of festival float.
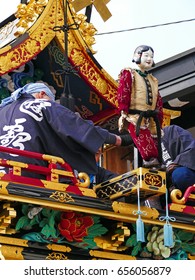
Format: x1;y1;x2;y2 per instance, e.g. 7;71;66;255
0;0;194;260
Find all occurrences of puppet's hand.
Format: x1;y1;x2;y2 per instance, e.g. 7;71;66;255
118;111;128;132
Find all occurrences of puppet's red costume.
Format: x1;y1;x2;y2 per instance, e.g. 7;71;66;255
117;68;163;163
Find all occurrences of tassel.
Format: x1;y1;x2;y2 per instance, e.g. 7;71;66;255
164;222;173;247
134;183;145;242
136;215;145;242
159;188;176;247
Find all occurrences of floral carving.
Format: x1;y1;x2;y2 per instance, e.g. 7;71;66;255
58;211;94;242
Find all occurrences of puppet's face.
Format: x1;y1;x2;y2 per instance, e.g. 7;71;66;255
139;49;154;71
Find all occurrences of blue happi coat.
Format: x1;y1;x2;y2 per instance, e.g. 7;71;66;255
0;95;116;175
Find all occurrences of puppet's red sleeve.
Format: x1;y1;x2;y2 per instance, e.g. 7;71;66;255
117;69;132;114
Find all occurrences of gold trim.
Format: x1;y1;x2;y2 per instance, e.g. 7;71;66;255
0;236;29;246
0;193;194;232
0;181;9;194
0;45;11;55
0;235;72;253
46;252;68;260
0;244;5;260
162;108;181;127
0;245;24;260
77;172;91;188
47;244;72;252
112;201;159;220
42;154;65;164
0;0;56;74
188;254;195;260
170;189;186;204
0;203;16;234
50;191;75;203
169;203;188;212
89;249;136;260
